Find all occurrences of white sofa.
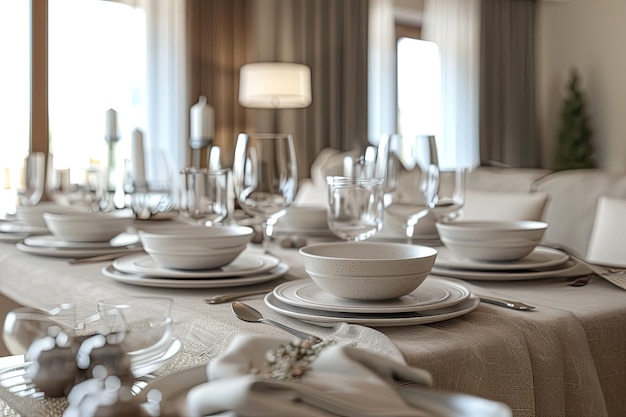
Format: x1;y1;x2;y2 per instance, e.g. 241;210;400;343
297;148;626;258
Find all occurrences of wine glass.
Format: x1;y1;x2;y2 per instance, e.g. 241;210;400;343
232;133;298;251
430;167;467;223
326;176;384;241
383;134;439;243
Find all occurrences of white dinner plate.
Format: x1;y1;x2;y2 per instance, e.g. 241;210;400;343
431;259;583;281
434;246;569;272
23;233;139;249
264;292;479;327
272;276;471;314
112;252;280;279
102;262;289;288
16;242;143;258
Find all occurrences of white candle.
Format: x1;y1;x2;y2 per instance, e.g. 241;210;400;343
190;96;215;139
131;128;147;190
105;108;118;139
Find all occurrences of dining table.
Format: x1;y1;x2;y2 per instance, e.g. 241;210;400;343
0;224;625;417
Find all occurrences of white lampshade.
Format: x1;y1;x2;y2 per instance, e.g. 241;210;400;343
239;62;312;109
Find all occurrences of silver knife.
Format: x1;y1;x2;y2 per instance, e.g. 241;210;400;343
478;295;535;311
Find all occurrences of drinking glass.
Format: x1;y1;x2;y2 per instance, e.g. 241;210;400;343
180;167;231;226
431;167;467;222
17;152;46;207
232;133;298;251
326;176;384;241
126;151;175;219
384;134;439;243
49;168;107;212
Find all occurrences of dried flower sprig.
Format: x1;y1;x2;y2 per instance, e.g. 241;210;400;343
251;339;335;381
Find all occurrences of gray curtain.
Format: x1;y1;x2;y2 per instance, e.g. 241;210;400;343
479;0;539;168
248;0;369;180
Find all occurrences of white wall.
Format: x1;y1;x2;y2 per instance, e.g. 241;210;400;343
536;0;626;171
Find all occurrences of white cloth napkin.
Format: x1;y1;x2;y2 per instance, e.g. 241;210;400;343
186;335;433;417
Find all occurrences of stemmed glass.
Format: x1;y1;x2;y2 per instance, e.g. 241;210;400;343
326;176;385;241
430;167;467;223
232;133;298;251
383;134;439;243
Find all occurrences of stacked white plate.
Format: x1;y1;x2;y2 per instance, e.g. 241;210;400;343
15;233;141;258
431;246;582;281
264;276;479;327
102;251;288;289
0;221;49;243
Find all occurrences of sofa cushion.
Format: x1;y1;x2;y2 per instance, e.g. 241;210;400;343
533;169;626;256
462;190;549;222
467;167;552;192
586;196;626;267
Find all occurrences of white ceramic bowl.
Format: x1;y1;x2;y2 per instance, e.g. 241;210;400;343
43;210;134;242
435;220;548;243
16;203;85;228
138;225;254;252
276;206;328;230
436;220;547;262
440;237;539;262
145;244;246;270
299;242;437;301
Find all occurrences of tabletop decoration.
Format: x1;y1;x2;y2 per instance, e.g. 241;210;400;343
1;297;176;399
188;96;214;169
251;338;336;381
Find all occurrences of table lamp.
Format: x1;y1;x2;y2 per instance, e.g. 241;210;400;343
239;62;312;115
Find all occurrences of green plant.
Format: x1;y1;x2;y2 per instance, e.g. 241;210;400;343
555;69;595;170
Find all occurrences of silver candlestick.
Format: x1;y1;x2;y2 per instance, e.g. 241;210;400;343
102;135;121;211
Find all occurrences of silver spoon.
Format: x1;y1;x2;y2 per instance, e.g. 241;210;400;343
231;302;323;344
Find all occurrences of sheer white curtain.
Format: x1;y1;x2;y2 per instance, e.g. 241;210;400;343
422;0;480;169
125;0;188;190
368;0;396;145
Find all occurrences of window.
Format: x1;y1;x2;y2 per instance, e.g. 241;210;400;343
48;0;147;180
396;37;441;146
0;0;169;215
0;0;30;215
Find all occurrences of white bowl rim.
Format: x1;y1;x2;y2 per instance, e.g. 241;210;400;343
440;237;541;247
43;210;134;220
305;270;432;279
138;225;254;238
144;246;246;255
300;242;437;261
436;220;548;231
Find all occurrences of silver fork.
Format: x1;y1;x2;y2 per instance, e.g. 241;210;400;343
204;289;269;304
